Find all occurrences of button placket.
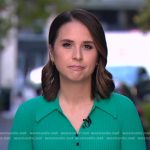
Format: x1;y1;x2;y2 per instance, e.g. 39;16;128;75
76;142;80;146
75;133;80;147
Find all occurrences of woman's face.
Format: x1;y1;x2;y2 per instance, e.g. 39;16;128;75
51;20;98;83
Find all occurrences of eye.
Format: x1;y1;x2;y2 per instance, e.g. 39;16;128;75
62;42;72;48
83;44;93;50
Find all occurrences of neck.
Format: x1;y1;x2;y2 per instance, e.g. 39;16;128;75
58;78;92;105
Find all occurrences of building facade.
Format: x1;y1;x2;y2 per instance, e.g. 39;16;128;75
71;0;146;30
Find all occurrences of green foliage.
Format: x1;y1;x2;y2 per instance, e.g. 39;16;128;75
141;102;150;131
0;0;72;48
14;0;72;32
134;0;150;31
0;0;12;50
0;0;6;7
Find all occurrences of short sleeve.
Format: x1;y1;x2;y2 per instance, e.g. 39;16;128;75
8;102;33;150
118;98;146;150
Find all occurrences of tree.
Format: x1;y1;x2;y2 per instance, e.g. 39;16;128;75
0;0;11;49
0;0;72;89
0;0;12;90
0;0;72;39
134;0;150;31
14;0;72;33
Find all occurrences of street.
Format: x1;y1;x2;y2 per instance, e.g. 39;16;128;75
0;113;13;150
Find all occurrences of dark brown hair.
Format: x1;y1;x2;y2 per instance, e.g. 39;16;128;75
42;9;115;101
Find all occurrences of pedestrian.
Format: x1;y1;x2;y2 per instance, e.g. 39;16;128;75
8;9;146;150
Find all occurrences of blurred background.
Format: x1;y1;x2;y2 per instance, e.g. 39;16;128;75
0;0;150;149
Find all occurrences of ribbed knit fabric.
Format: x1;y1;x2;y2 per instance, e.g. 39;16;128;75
8;93;146;150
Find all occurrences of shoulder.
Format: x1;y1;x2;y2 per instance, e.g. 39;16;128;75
19;96;47;108
95;92;136;119
11;96;52;130
96;93;142;130
108;92;139;121
14;96;48;121
110;92;137;113
97;92;135;111
98;92;138;118
109;92;135;107
17;96;45;112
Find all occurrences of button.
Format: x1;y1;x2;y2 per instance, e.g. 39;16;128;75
75;133;78;137
76;142;79;146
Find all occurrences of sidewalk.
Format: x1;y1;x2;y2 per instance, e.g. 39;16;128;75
0;112;13;150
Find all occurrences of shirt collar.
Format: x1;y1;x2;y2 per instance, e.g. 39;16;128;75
36;94;117;122
94;95;117;119
36;96;61;122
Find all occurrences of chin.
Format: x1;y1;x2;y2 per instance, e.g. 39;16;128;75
68;76;91;83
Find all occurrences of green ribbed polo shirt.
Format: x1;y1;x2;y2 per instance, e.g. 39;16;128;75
8;93;146;150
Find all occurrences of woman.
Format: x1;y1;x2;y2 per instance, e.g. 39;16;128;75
8;9;146;150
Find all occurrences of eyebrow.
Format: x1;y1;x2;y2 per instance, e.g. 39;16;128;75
60;39;74;43
83;41;94;44
60;39;94;44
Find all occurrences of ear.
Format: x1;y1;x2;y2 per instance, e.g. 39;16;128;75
49;45;54;62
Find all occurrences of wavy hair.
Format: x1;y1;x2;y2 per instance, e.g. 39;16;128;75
42;9;115;101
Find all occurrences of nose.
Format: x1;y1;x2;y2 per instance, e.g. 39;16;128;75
72;47;83;61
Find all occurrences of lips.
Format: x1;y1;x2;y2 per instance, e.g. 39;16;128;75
68;65;85;71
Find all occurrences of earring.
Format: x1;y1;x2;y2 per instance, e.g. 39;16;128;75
51;60;54;65
50;55;54;64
